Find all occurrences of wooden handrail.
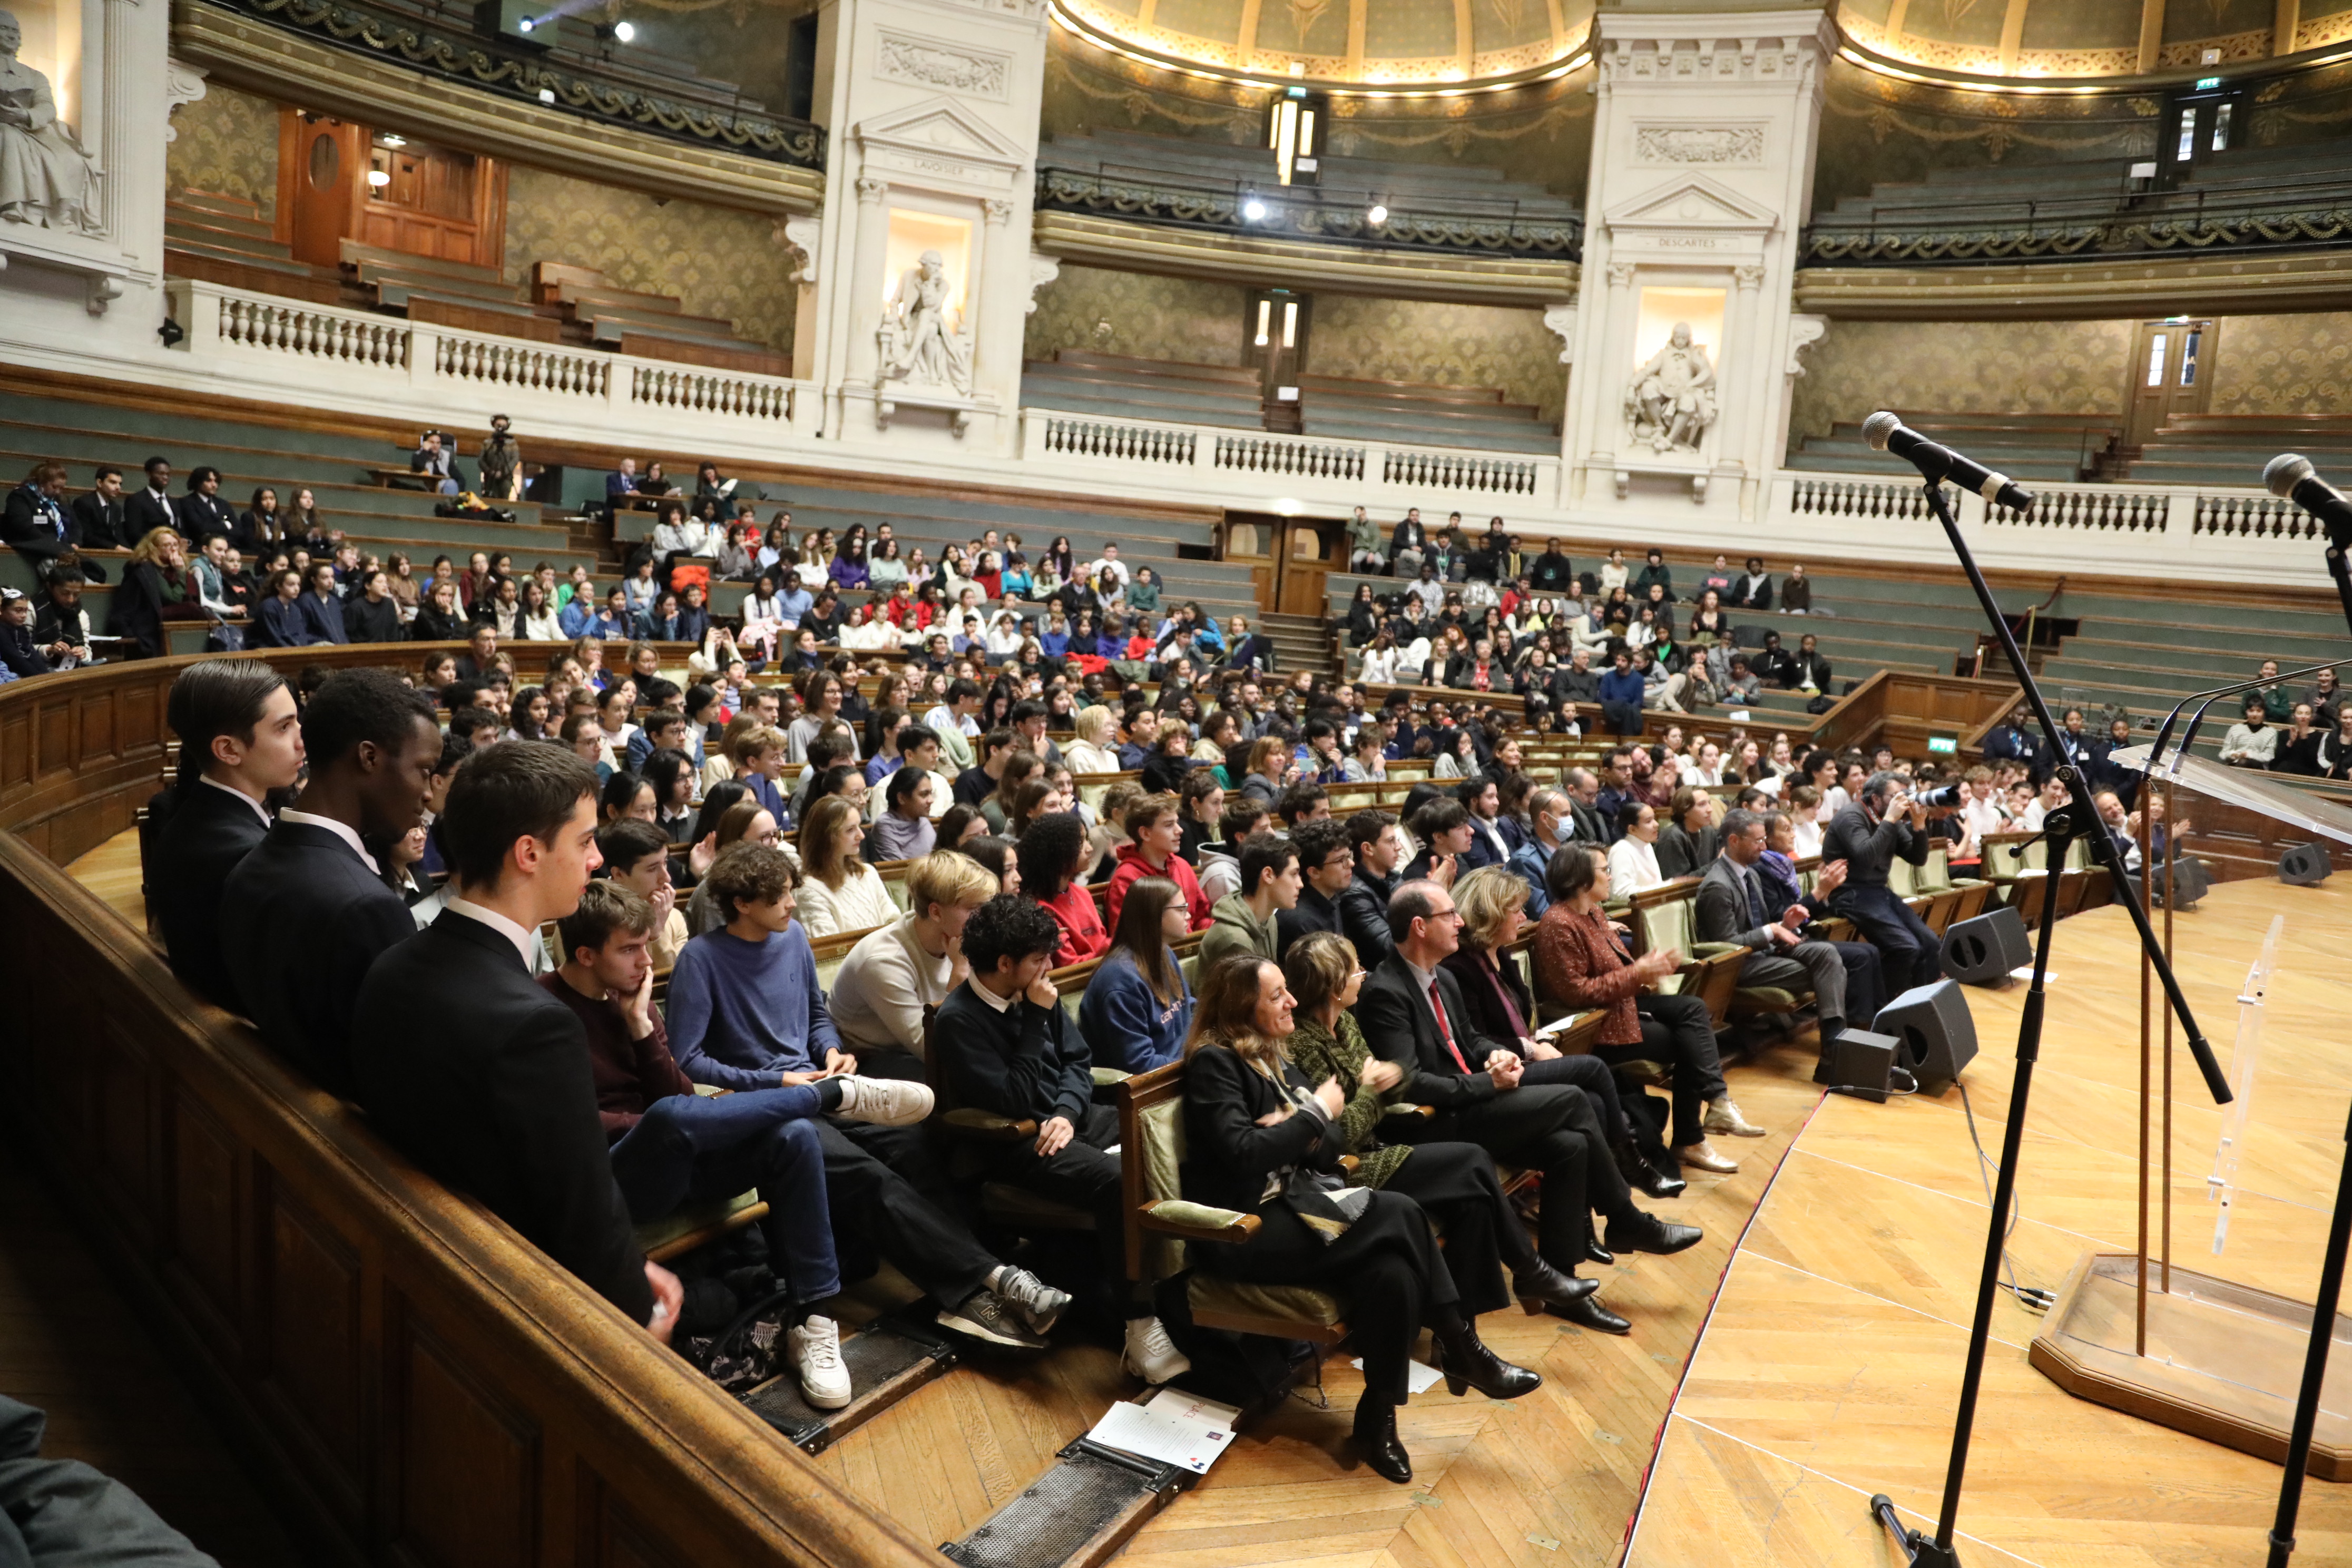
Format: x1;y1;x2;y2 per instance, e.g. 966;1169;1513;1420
0;645;946;1567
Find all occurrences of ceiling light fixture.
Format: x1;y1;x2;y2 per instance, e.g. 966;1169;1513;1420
367;169;391;187
379;133;407;147
1242;197;1267;221
1366;202;1387;224
516;14;535;30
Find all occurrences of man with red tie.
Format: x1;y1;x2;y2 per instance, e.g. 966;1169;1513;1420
1355;879;1700;1335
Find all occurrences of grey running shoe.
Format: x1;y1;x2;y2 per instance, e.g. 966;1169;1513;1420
992;1266;1071;1336
937;1290;1049;1350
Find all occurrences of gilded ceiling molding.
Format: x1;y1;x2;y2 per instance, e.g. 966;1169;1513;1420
170;0;824;213
1033;210;1577;305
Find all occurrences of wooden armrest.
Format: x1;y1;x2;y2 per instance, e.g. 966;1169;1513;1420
1337;1154;1361;1176
1138;1201;1261;1245
938;1108;1038;1141
1691;942;1743;958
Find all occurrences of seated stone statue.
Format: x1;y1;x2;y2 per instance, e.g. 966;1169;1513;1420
1625;321;1717;454
0;7;101;235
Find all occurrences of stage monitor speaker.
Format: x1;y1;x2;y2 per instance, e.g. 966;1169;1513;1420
1875;978;1978;1093
1941;906;2030;986
2135;854;2210;908
1827;1027;1898;1104
2279;844;2333;886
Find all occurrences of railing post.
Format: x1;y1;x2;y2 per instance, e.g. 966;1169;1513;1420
408;326;442;395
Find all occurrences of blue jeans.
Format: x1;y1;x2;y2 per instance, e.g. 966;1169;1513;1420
609;1088;841;1305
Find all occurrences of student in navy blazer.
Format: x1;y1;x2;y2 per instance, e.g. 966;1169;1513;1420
219;670;440;1096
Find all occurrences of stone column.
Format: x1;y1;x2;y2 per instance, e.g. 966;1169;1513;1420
973;195;1024;416
843;175;891;388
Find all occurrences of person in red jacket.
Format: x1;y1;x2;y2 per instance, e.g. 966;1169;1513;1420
1105;791;1210;934
1018;811;1109;966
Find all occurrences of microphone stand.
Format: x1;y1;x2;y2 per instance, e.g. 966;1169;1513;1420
1870;479;2230;1568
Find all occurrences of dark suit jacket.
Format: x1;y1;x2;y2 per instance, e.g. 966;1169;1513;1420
1438;945;1538;1047
123;488;176;543
1566;798;1606;846
1694;856;1779;950
150;782;271;1011
298;592;350;645
173;492;236;544
219;820;417;1097
70;490;125;550
1179;1044;1341;1218
253;595;312;648
1356;953;1505;1113
3;485;70;564
351;910;652;1324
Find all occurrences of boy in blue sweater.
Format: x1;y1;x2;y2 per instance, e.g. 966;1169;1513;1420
664;842;1067;1351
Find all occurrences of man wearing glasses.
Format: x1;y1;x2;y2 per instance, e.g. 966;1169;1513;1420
1355;880;1700;1335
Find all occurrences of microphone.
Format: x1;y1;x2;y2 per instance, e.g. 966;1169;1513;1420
2264;454;2352;547
1863;411;2037;513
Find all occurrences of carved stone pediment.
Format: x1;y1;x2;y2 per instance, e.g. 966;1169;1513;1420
854;95;1028;193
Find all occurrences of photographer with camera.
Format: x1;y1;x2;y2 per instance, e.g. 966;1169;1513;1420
1822;771;1947;990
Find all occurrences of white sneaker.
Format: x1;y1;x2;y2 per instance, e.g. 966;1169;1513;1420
832;1076;934;1127
1703;1096;1765;1137
1123;1316;1191;1385
787;1315;853;1409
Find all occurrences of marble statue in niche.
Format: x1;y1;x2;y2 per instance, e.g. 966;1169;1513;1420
1626;322;1717;454
0;7;101;234
879;249;973;395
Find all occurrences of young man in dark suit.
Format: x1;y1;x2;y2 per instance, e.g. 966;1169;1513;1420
69;464;126;551
122;457;175;542
1355;879;1699;1335
150;660;305;1012
219;668;439;1095
172;466;236;545
351;742;681;1340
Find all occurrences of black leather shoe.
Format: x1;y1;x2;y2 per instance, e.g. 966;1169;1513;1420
1609;1210;1704;1257
1586;1239;1615;1267
1615;1136;1687;1199
1352;1403;1413;1484
1512;1262;1600;1314
1551;1293;1631;1335
1432;1324;1542;1400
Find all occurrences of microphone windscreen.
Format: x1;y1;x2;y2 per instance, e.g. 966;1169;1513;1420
1862;411;1902;453
2265;453;2315;499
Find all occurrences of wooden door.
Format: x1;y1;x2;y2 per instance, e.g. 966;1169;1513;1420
2125;319;2214;448
1277;517;1337;616
359;139;506;268
282;114;368;268
1222;512;1277;611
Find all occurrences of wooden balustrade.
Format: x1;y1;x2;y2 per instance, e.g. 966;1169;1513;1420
0;644;947;1568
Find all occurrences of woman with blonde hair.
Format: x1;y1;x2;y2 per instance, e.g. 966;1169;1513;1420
796;793;896;938
115;527;215;656
1283;930;1598;1318
1065;704;1122;775
1179;954;1540;1485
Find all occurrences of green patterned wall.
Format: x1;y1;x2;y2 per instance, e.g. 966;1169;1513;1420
1787;319;2133;443
166;82;280;217
1305;296;1566;421
500;164;796;355
1024;263;1248;367
2210;312;2352;415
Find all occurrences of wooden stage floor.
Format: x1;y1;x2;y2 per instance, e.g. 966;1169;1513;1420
1631;878;2352;1568
58;833;2352;1566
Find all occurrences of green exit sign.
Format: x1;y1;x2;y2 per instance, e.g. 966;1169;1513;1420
2196;75;2221;87
1927;736;1958;754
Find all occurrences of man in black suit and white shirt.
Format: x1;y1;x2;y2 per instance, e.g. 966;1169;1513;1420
352;741;682;1338
151;661;306;1012
70;464;126;551
1356;879;1698;1335
123;457;175;543
220;668;439;1096
172;466;236;545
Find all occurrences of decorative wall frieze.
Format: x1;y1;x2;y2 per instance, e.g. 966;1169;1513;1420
877;32;1012;101
1634;124;1765;164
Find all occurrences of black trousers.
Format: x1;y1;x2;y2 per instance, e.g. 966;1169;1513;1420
1519;1052;1626;1143
820;1119;1001;1310
1592;992;1726;1147
1409;1083;1633;1273
1832;884;1942;991
1828;939;1888;1027
1205;1188;1455;1405
973;1103;1135;1309
1380;1140;1538;1318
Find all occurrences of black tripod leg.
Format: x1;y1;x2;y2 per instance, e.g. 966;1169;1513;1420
2266;1097;2352;1568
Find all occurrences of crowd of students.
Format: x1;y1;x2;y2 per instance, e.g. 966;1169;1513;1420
139;641;1878;1483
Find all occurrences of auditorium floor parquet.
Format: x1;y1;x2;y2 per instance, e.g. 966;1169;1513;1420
1631;879;2352;1568
58;828;2352;1567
